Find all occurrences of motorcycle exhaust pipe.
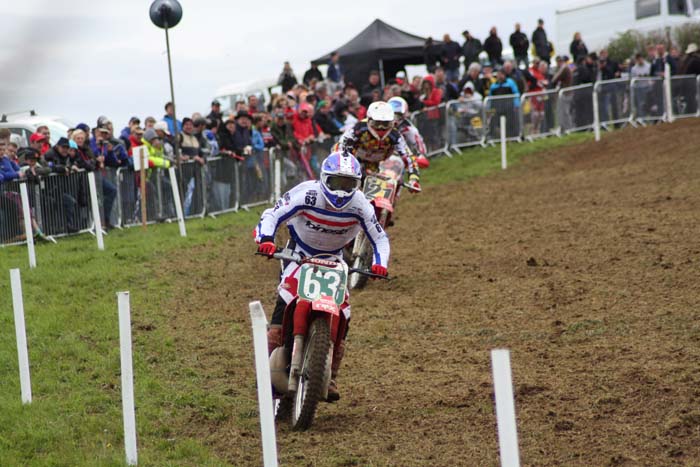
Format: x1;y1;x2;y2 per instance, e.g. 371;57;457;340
288;334;305;393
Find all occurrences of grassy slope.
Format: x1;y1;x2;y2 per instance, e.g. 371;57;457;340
0;133;592;466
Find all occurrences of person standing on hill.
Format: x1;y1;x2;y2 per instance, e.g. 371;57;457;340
484;27;503;65
510;23;530;68
532;19;551;64
441;34;463;82
461;30;483;69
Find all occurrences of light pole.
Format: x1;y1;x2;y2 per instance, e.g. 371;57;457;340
150;0;183;198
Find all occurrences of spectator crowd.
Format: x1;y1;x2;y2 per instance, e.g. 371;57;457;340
2;17;700;240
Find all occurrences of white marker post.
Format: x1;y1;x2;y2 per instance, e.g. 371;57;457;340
249;301;278;467
593;88;601;142
664;62;674;123
10;269;32;404
500;115;507;170
491;349;520;467
168;167;187;238
117;292;138;466
87;171;105;250
273;155;282;203
19;183;36;268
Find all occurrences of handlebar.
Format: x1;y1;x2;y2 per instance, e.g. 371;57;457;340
256;250;390;280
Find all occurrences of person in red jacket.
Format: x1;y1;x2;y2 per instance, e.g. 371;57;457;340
292;103;323;146
419;75;444;150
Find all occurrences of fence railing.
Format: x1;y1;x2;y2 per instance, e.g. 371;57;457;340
1;149;285;246
594;78;631;129
410;72;699;149
521;89;560;140
669;75;700;119
483;95;522;143
631;77;665;124
410;103;450;157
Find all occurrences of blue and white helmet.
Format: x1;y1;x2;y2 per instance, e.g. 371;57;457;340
319;151;362;209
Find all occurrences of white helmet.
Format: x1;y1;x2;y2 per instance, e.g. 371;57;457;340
387;96;409;117
366;101;395;138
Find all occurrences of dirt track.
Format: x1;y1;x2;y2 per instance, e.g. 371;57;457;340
159;119;700;466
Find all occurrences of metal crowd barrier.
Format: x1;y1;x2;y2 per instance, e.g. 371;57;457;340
521;89;560;140
446;99;484;149
206;155;240;216
179;160;206;219
239;149;274;209
0;180;26;246
669;75;700;119
32;170;94;238
631;77;665;124
410;104;450;157
482;95;521;143
116;166;177;227
594;79;631;130
559;84;594;133
272;147;313;196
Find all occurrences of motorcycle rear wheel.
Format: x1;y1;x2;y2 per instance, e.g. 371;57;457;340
291;317;331;431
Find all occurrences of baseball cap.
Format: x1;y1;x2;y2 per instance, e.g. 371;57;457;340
211;99;221;106
153;121;171;135
56;137;70;147
29;132;47;143
97;115;111;127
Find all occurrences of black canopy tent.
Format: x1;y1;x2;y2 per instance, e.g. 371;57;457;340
312;19;439;88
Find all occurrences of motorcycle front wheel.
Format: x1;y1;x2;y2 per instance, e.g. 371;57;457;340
349;232;371;290
291;317;331;431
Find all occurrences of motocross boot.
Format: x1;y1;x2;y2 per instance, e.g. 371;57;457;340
327;339;345;402
267;325;283;355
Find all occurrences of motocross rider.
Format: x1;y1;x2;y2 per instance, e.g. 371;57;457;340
255;151;390;401
337;101;421;192
387;96;428;159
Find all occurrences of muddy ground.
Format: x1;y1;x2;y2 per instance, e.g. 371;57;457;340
158;119;700;466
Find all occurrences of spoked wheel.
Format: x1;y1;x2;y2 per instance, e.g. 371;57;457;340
291;318;331;431
349;232;371;290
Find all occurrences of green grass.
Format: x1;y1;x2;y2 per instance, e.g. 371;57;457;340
423;132;593;186
0;131;594;466
0;213;261;466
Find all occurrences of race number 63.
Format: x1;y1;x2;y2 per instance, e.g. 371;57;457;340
299;265;345;305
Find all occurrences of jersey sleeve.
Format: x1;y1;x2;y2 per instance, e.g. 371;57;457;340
254;184;306;243
395;132;419;176
358;199;391;268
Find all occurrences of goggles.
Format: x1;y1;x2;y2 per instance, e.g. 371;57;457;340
325;175;360;193
370;120;393;131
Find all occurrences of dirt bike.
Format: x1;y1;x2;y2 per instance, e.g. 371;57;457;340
348;155;419;290
260;249;386;431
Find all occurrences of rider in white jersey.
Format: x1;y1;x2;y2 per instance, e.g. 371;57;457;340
388;96;428;157
255;151;389;399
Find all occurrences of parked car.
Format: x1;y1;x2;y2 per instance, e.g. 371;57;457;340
0;112;74;147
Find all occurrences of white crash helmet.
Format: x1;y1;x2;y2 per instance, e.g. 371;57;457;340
387;96;409;117
366;101;395;138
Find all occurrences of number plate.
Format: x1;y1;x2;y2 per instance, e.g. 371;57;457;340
363;176;395;202
297;264;347;306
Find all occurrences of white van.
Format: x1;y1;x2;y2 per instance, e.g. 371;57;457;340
556;0;700;56
213;79;281;116
0;111;73;147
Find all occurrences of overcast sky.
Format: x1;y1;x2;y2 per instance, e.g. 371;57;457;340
0;0;561;129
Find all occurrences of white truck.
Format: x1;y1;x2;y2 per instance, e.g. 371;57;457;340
556;0;700;56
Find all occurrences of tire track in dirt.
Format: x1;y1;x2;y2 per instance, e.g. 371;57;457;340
157;119;700;466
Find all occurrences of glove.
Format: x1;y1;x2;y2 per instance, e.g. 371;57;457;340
257;241;276;257
371;264;388;279
408;174;421;193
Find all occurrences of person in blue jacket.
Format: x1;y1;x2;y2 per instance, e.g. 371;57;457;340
0;139;24;182
488;68;521;138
